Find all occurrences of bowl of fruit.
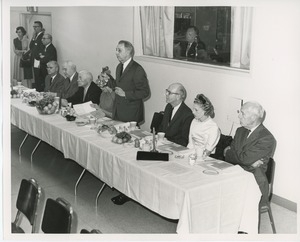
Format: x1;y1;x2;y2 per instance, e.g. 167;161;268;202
35;93;58;115
112;131;132;144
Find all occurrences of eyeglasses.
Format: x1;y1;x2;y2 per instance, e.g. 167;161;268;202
42;37;49;40
33;26;40;28
165;89;180;96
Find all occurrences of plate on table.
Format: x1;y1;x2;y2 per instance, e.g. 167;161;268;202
75;119;89;126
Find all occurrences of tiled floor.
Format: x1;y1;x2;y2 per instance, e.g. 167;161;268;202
9;125;297;237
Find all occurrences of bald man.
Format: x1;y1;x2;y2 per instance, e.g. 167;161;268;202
62;70;102;106
225;101;276;206
62;60;79;98
158;83;194;147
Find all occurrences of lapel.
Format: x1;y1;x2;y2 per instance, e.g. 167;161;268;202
243;124;264;146
168;103;183;127
119;60;133;81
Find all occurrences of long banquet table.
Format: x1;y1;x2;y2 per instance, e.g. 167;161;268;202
11;98;261;234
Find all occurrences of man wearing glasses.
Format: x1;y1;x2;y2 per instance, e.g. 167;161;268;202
29;21;44;91
158;83;194;147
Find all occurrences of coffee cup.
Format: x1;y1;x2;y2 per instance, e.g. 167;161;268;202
130;121;137;129
157;132;165;141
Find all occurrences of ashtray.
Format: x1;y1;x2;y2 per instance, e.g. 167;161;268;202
66;115;76;121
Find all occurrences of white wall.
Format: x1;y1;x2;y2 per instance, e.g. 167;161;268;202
10;6;134;81
138;2;300;204
9;2;300;203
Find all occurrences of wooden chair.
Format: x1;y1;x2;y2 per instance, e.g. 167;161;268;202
41;197;73;233
11;178;42;233
258;158;276;233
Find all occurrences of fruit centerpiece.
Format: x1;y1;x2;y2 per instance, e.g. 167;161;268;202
112;131;132;144
35;93;58;115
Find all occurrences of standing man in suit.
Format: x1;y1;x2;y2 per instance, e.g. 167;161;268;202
110;40;150;206
44;61;69;96
112;40;150;124
224;101;276;206
39;34;57;91
62;60;79;98
158;83;194;147
29;21;44;91
61;70;101;106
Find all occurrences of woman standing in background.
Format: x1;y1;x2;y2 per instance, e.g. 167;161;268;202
13;26;33;87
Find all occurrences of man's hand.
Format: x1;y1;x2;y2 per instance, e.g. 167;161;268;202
251;159;264;168
223;146;231;157
115;87;125;97
61;99;68;107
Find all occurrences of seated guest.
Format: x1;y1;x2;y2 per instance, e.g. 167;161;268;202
61;70;102;106
187;94;221;158
62;60;79;98
174;26;207;60
224;101;276;207
91;70;116;118
44;61;69;96
158;83;194;147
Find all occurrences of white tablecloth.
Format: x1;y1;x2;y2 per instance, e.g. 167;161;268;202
11;98;261;234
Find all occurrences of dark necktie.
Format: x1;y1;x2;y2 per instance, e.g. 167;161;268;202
119;63;124;77
50;77;53;85
169;107;174;123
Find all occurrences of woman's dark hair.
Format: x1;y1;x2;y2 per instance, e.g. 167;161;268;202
194;94;215;118
16;26;27;35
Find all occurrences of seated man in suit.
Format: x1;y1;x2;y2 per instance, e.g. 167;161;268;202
62;60;79;99
158;83;194;147
61;70;102;106
174;26;207;61
224;101;276;207
44;61;69;96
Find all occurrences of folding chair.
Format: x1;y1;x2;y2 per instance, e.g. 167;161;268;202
11;178;42;233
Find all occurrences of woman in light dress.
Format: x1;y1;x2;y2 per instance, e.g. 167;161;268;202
13;26;33;87
187;94;221;159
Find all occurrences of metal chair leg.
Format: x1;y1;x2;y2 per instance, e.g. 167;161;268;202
30;139;41;164
95;183;106;207
75;169;86;196
19;133;29;156
267;204;276;233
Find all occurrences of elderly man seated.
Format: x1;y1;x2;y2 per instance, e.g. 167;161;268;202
44;61;69;96
61;70;102;106
224;101;276;207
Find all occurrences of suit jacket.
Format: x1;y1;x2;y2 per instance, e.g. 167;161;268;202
29;31;44;62
67;81;102;105
112;59;150;124
44;73;69;96
181;41;206;59
40;43;57;83
63;72;79;99
225;124;276;204
158;102;194;147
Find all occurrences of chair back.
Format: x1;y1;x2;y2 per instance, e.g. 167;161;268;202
266;158;275;197
150;111;164;133
209;134;233;161
41;197;73;233
16;178;41;225
80;228;102;233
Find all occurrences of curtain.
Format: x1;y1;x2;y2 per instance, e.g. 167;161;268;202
140;6;174;58
230;7;253;70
